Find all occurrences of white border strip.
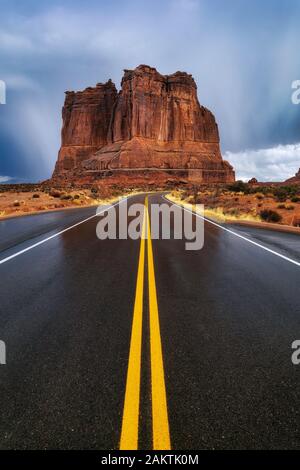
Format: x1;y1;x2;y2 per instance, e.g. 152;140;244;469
163;195;300;268
0;197;128;266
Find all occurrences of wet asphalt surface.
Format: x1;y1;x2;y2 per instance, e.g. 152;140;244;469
0;193;300;449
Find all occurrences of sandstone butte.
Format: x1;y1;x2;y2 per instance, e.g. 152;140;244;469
53;65;235;184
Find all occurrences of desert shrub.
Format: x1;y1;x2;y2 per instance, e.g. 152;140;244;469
274;185;297;202
187;185;202;204
60;193;72;200
255;193;264;200
49;189;61;198
73;194;80;199
260;209;282;223
278;202;295;210
32;193;40;198
227;208;240;217
291;196;300;203
227;181;250;194
274;188;288;202
188;192;203;204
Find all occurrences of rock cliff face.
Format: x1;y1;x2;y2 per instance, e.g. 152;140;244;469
54;80;117;174
286;168;300;183
53;65;234;183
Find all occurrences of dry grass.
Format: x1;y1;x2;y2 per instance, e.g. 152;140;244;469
167;190;292;225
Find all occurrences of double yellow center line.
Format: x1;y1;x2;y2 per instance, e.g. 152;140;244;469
120;197;171;450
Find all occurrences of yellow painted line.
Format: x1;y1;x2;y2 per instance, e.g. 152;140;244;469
146;197;171;450
120;202;146;450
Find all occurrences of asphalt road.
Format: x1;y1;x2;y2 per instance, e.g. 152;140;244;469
0;193;300;450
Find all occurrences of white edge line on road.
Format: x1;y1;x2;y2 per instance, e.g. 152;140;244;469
162;195;300;268
0;197;128;266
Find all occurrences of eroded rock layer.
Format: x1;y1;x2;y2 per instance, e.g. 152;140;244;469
53;65;234;183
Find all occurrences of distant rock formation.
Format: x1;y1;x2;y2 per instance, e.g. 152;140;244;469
248;177;258;184
53;65;235;183
285;168;300;183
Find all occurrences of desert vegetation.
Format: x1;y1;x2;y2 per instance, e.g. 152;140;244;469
169;181;300;227
0;182;131;219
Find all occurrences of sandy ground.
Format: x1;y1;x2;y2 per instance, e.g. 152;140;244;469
0;189;100;219
0;187;144;220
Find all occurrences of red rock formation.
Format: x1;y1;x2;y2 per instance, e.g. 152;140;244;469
248;177;258;184
53;65;234;183
53;80;117;174
285;168;300;183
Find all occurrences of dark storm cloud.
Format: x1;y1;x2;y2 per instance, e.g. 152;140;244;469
0;0;300;181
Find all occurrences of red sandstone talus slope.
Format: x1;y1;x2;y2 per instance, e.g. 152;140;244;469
53;65;235;183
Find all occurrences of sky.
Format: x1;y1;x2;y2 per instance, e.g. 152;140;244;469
0;0;300;182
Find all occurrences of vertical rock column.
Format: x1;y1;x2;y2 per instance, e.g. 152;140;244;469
53;80;117;174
